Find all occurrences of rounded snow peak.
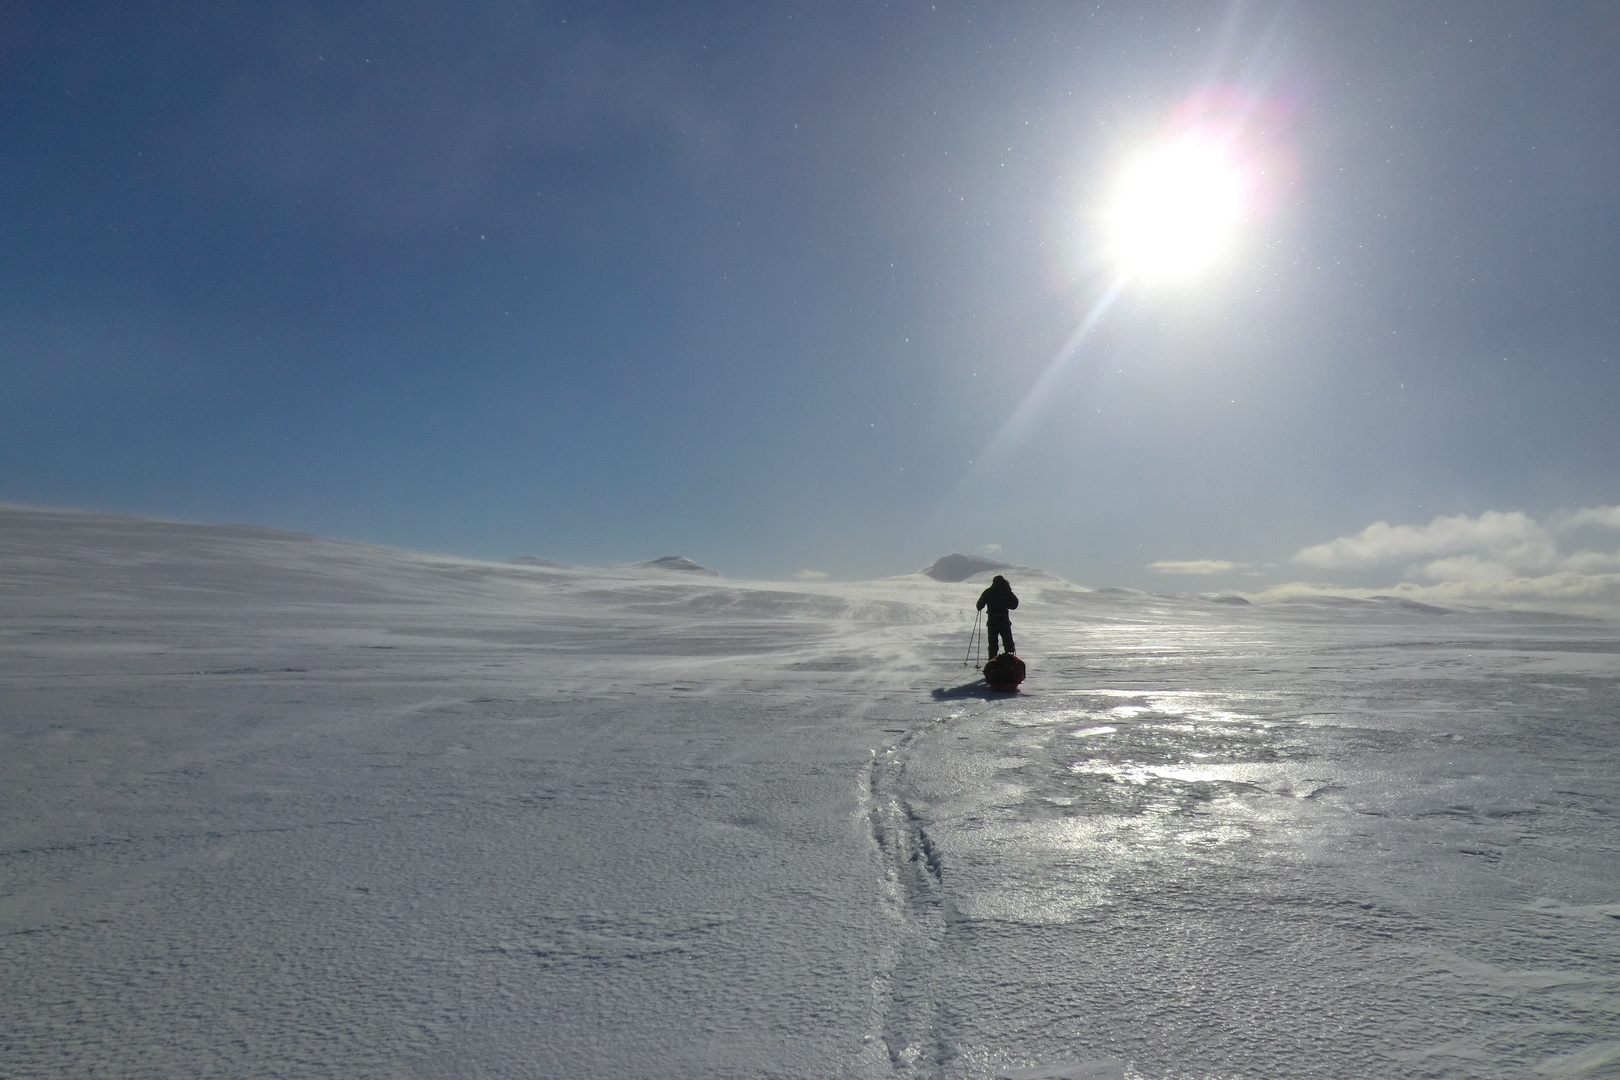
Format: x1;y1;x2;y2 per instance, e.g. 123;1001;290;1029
635;555;719;576
921;553;1016;583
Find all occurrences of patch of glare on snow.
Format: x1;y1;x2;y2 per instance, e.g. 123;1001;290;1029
1099;703;1252;726
1018;693;1262;734
1067;760;1277;787
1079;689;1258;725
1174;825;1251;845
1138;692;1254;723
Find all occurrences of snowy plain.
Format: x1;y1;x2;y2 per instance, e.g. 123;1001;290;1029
3;505;1619;1080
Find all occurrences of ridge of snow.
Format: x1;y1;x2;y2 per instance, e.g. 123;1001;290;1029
511;555;571;568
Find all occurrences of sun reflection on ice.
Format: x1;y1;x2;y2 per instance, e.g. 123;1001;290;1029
1066;759;1270;787
1084;689;1261;726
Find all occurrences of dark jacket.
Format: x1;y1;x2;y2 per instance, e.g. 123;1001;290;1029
975;577;1019;619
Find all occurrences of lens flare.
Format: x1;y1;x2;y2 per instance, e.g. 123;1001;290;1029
1103;131;1251;282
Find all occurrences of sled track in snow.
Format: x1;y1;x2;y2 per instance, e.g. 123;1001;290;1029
864;719;954;1080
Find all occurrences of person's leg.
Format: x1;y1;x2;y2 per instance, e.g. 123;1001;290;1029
988;616;1010;658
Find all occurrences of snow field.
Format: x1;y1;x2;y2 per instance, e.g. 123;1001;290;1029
2;506;1618;1079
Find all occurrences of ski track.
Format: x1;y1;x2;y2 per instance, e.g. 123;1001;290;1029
866;721;953;1079
3;506;1620;1079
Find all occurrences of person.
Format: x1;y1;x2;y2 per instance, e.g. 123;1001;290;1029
976;574;1019;660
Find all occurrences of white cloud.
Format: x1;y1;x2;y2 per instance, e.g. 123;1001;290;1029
1249;572;1620;617
793;569;828;581
1560;549;1620;574
1293;511;1556;573
1419;555;1515;583
1557;505;1620;531
980;543;1003;556
1149;559;1237;575
1280;505;1620;615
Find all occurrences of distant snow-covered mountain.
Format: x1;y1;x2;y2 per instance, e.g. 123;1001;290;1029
633;554;720;576
510;555;571;568
919;552;1065;584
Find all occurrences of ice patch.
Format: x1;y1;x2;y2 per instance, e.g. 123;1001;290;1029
1529;898;1620;922
1535;1040;1620;1078
996;1060;1124;1080
1067;761;1271;787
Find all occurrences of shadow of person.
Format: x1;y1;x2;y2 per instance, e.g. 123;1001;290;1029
931;679;1017;700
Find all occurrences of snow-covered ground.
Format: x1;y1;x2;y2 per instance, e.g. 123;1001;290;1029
3;505;1618;1080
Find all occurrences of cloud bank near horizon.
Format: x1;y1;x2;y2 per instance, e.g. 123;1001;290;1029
1270;507;1620;615
1150;559;1238;575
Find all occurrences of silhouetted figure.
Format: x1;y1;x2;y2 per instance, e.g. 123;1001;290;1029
976;574;1019;659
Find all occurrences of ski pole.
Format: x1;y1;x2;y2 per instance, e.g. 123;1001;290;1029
963;609;981;667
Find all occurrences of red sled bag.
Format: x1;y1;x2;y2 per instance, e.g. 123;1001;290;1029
982;653;1026;691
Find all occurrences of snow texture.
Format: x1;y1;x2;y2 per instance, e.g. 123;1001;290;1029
3;505;1619;1079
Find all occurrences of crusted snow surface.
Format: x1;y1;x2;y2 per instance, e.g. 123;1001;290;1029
3;505;1619;1079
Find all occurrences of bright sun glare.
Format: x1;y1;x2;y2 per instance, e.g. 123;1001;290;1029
1103;133;1250;282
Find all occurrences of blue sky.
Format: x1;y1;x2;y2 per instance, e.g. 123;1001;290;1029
4;1;1619;597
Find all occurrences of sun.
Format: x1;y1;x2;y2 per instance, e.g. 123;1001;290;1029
1102;132;1251;283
